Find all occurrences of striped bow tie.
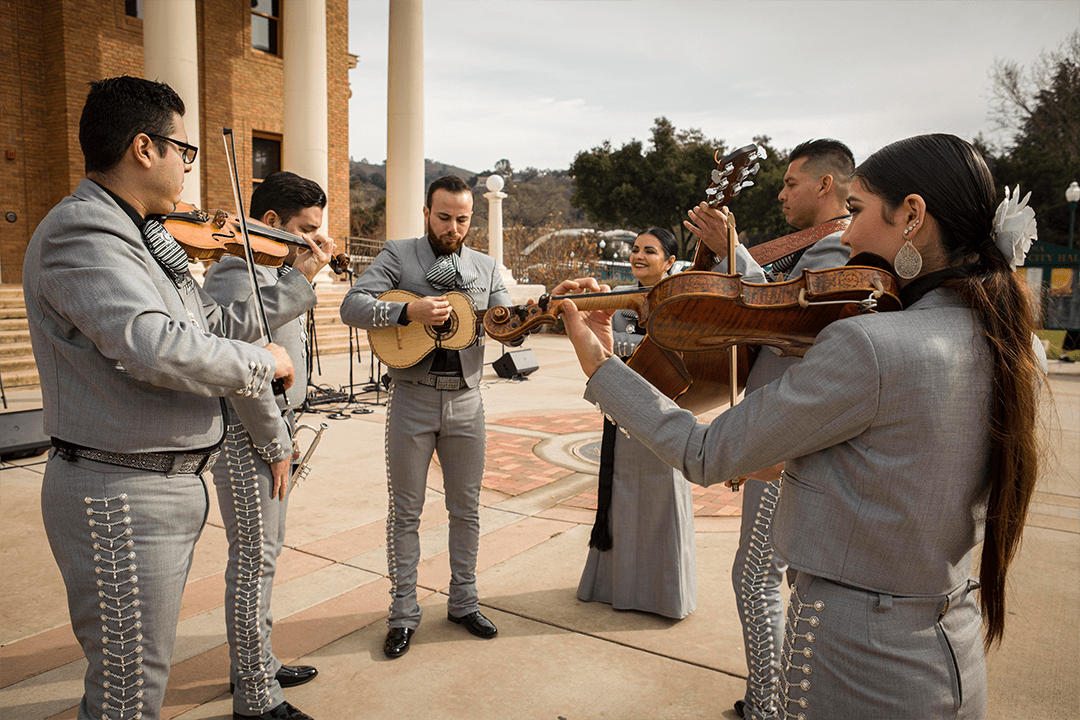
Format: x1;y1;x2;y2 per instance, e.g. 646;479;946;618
426;252;478;291
143;218;193;290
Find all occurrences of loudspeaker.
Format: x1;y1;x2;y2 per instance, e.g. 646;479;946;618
493;349;539;379
0;408;51;461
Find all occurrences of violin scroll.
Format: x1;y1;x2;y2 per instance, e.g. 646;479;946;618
483;296;556;344
484;288;650;345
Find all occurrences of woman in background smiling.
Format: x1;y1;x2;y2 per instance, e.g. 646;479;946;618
577;227;697;620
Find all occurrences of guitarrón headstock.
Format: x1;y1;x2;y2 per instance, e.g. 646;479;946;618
704;143;767;209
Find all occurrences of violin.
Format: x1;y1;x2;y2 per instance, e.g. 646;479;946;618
164;202;350;273
485;258;900;353
483;256;901;412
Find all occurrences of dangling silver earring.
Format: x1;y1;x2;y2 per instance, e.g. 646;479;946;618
893;222;922;279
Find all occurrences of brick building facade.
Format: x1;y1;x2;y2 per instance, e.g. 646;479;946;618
0;0;351;284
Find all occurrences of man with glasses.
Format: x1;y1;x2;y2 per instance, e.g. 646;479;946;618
23;76;332;720
148;133;199;164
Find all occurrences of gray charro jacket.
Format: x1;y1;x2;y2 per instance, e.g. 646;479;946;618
23;178;316;454
584;287;1027;597
339;236;511;388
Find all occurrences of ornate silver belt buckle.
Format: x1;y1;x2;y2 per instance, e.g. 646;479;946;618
435;376;459;391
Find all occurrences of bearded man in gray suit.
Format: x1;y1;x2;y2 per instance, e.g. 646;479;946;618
23;76;332;720
202;172;335;720
340;175;513;659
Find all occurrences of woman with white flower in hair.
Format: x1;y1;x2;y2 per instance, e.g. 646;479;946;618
559;133;1046;719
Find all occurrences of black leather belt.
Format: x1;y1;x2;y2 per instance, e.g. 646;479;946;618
52;438;220;476
416;374;467;391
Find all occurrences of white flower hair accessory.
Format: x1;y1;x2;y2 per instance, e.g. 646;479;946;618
993;185;1037;267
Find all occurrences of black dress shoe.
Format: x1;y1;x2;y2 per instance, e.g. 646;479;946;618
734;700;746;719
448;610;498;638
275;664;318;688
384;626;414;658
233;700;313;720
229;664;319;694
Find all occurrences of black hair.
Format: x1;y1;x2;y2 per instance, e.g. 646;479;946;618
79;76;185;175
425;175;471;208
639;227;678;259
250;171;327;223
789;138;855;195
854;133;1041;650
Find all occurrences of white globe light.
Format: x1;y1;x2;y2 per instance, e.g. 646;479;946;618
1067;181;1080;204
486;174;505;192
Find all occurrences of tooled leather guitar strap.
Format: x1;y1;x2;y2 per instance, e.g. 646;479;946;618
748;216;850;267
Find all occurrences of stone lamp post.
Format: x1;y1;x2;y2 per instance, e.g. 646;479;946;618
484;174;509;280
483;174;544;303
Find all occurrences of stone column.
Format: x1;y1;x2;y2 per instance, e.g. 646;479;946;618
483;175;512;284
386;0;425;241
283;0;333;285
143;0;201;206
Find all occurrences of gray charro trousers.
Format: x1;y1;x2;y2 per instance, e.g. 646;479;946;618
41;452;209;720
384;379;486;629
782;572;986;719
731;478;786;720
211;412;292;714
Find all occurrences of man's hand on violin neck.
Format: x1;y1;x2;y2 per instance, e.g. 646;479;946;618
560;298;614;379
288;233;337;281
551;277;606;296
266;342;295;390
684;202;736;259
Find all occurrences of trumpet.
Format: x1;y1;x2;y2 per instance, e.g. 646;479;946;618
289;421;328;490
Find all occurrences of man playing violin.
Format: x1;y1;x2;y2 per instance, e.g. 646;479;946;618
22;76;332;720
684;139;854;720
202;171;336;719
340;175;513;659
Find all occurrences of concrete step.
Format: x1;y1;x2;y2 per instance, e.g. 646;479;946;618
0;368;40;389
0;307;27;320
1;356;38;373
0;318;28;332
0;342;34;359
0;331;30;345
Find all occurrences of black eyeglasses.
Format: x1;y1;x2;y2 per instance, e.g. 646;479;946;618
147;134;199;164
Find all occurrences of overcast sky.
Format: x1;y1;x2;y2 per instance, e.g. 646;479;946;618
347;0;1079;172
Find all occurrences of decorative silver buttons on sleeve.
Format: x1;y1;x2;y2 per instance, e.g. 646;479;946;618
236;360;271;398
373;300;396;328
252;436;288;465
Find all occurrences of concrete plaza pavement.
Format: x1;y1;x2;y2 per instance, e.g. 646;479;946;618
1;333;1077;719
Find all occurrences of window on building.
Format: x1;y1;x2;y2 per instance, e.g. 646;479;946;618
251;0;281;55
125;0;142;18
252;134;282;191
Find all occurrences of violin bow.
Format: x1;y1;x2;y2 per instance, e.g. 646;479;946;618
221;127;287;403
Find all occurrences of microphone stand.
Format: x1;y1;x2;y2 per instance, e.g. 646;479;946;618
322;263;380;418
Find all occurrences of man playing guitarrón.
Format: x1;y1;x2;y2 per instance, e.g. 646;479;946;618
340;175;513;659
685;138;855;720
